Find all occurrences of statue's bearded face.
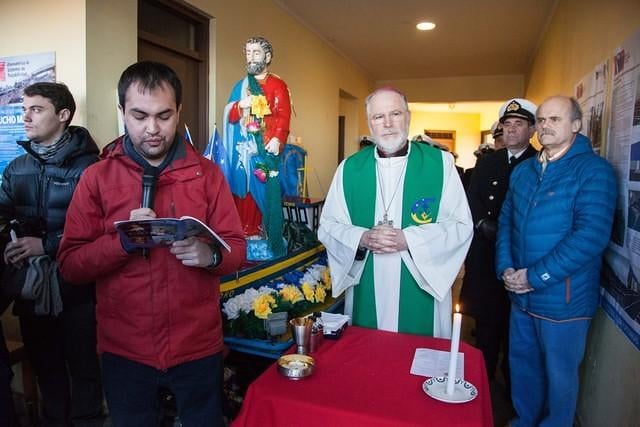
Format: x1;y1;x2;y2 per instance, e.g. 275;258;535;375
245;43;269;75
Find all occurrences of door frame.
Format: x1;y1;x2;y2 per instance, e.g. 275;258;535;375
138;0;211;150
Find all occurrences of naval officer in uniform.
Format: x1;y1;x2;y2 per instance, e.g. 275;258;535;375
460;98;538;387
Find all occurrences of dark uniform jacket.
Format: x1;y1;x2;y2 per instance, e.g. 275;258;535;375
0;126;99;314
460;145;537;320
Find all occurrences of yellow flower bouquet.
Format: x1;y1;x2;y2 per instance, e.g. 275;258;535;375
250;95;271;118
222;258;332;339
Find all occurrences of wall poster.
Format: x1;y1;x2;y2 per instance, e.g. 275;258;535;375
0;52;56;181
601;29;640;350
574;60;609;155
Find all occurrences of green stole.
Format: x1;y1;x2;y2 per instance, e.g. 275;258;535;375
246;74;284;256
343;142;443;335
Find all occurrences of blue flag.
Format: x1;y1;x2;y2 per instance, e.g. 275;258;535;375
184;124;194;146
204;125;230;183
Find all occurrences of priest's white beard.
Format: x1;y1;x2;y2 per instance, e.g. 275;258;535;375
375;131;409;155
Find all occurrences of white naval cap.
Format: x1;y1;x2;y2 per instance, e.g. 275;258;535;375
490;121;503;138
498;98;537;124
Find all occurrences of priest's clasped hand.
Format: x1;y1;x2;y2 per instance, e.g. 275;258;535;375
360;224;408;254
502;267;534;294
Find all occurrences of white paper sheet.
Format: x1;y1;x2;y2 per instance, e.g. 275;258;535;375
320;312;349;333
410;348;464;379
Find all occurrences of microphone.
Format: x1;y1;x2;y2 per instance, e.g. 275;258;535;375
141;166;159;209
141;166;159;258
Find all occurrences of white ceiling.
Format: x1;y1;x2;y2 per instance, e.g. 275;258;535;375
275;0;558;81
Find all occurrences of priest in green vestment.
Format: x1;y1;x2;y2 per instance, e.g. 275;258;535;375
318;87;473;337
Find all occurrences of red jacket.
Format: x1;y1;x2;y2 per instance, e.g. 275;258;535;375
58;137;246;369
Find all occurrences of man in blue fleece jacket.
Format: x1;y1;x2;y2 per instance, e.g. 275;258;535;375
496;96;616;427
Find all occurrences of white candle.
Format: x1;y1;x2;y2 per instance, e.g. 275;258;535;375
446;305;462;395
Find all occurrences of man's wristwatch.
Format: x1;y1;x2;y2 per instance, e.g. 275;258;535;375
206;245;222;269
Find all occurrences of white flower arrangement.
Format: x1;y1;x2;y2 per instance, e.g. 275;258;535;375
221;260;333;338
223;286;274;320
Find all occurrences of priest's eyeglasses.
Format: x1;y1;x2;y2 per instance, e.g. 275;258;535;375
370;110;407;125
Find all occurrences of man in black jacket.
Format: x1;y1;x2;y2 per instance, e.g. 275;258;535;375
460;98;538;389
0;82;103;426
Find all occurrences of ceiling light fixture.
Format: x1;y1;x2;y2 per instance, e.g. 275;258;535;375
416;22;436;31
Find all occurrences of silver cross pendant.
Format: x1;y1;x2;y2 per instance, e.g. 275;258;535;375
377;213;393;226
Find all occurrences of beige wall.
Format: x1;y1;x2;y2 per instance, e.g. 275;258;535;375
379;74;524;103
526;0;640;101
525;1;640;425
409;101;505;168
579;310;640;426
338;93;361;160
86;0;137;146
409;111;480;170
0;0;87;125
409;102;504;130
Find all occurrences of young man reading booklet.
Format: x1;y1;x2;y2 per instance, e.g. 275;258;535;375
58;61;246;427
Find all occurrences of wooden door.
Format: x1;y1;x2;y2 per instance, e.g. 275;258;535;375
138;0;210;151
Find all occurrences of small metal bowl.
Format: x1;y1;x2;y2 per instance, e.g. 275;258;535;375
277;354;315;380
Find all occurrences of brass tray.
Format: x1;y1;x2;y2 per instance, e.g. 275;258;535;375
277;354;315;380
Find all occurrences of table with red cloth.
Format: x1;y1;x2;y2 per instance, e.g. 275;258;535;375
232;326;493;427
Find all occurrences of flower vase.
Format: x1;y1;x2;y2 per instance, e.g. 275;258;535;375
264;311;288;337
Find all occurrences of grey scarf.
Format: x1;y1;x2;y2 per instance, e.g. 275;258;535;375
30;130;71;161
21;255;63;316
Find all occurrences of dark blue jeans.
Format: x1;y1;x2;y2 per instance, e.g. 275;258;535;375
102;352;224;427
509;307;590;427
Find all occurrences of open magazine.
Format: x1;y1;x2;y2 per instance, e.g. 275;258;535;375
114;216;231;253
